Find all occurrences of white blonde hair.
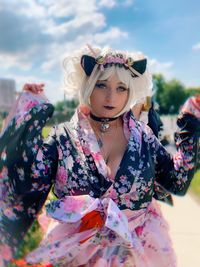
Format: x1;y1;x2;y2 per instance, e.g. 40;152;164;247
62;45;153;116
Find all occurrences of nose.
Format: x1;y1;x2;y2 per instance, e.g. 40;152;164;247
105;88;115;102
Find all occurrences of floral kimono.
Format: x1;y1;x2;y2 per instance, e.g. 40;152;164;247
0;92;199;267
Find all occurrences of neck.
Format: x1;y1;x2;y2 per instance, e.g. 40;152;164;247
89;112;119;122
89;113;122;133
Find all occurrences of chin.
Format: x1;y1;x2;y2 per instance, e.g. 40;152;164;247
91;108;122;118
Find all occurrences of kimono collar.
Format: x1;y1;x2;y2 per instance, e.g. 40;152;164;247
69;108;143;179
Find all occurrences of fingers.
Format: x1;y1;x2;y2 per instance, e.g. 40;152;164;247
23;83;45;94
181;95;200;118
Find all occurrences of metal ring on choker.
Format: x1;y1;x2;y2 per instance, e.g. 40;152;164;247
90;112;119;132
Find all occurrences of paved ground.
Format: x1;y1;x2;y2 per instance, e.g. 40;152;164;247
160;193;200;267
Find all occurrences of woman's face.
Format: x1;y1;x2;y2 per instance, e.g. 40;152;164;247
90;73;129;118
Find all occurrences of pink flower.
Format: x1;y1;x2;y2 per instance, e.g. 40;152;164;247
36;149;43;161
109;189;118;200
62;196;86;212
24;100;39;111
0;167;8;180
130;191;139;201
92;152;102;161
0;244;13;260
3;208;17;220
34;144;39;150
135;226;144;236
119;175;126;182
58;147;63;160
124;194;130;201
56;166;68;186
129;118;136;128
14;204;24;212
16;116;24;126
83;146;91;156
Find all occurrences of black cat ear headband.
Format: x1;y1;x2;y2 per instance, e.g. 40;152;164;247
81;53;147;77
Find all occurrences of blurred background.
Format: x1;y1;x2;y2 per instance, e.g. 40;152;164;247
0;1;200;266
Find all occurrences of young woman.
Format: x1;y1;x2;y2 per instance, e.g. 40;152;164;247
0;46;199;267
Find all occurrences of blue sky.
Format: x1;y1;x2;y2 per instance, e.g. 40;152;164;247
0;0;200;103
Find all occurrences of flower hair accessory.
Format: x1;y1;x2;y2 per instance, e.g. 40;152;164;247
81;53;147;77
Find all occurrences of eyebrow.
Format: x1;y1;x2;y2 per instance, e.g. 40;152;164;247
96;80;126;86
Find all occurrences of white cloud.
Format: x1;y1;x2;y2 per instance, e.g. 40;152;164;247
122;0;135;6
98;0;117;8
44;13;106;38
0;53;32;71
40;28;128;73
192;43;200;51
47;0;98;17
41;60;58;73
148;58;174;79
0;0;133;102
0;0;109;56
98;0;134;8
0;0;46;18
93;27;128;44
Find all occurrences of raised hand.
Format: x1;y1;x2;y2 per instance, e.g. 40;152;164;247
181;95;200;118
23;83;45;94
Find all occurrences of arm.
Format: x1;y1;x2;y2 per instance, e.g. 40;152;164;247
154;96;200;195
132;99;173;204
0;87;58;259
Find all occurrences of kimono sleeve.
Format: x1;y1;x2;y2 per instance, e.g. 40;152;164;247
0;96;58;258
154;113;200;196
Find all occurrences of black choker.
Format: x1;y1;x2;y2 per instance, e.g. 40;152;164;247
90;112;119;132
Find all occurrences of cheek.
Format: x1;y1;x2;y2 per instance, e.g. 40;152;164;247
90;90;96;104
119;94;129;109
90;91;102;107
90;89;99;99
90;90;104;102
121;92;129;104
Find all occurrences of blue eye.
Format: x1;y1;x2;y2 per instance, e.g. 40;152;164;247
117;86;128;92
95;83;106;89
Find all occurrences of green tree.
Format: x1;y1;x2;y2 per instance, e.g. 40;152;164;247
48;98;79;125
161;79;187;114
153;75;188;114
153;74;167;114
185;87;200;98
54;98;79;112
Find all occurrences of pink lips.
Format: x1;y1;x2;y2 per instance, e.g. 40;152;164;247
104;105;115;110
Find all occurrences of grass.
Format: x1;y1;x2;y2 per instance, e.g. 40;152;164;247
14;220;43;259
190;170;200;201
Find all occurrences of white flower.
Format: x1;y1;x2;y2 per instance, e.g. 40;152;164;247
67;155;74;171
